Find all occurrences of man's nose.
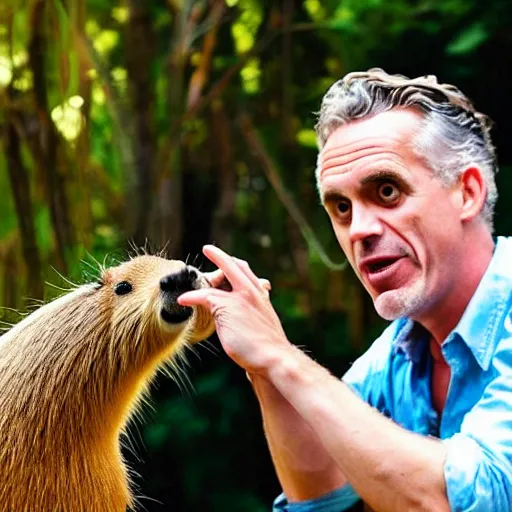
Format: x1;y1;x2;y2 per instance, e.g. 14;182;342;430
349;205;383;245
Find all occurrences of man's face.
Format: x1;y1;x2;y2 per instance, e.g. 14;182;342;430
318;109;465;321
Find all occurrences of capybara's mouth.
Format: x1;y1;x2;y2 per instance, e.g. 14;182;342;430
160;305;193;324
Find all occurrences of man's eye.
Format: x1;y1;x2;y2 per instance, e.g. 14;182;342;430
377;182;401;204
337;201;351;216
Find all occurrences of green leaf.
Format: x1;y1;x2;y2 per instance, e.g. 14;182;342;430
446;23;488;55
296;129;318;149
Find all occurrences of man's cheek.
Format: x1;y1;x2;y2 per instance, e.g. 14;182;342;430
336;235;353;263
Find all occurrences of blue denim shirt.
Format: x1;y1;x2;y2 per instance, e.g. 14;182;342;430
274;236;512;512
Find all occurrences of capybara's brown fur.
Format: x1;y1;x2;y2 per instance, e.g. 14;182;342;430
0;255;215;512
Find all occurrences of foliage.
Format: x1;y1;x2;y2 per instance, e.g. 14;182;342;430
1;0;512;509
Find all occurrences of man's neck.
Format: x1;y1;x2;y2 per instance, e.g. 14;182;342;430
418;230;495;346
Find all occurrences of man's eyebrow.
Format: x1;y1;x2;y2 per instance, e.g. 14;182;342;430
359;169;406;186
321;190;347;205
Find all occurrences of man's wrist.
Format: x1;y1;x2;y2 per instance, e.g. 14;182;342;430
250;343;305;401
247;335;298;379
266;343;326;389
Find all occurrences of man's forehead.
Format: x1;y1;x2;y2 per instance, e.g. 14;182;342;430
321;109;421;152
320;140;397;173
318;109;422;178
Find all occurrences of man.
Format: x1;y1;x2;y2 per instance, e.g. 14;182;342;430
179;69;512;511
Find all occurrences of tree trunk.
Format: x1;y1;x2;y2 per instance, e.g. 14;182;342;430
281;0;295;148
210;100;236;250
155;10;188;255
2;240;18;310
28;0;74;272
125;0;156;247
4;106;44;301
69;0;93;249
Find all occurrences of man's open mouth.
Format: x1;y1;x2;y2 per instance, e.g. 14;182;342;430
362;256;404;275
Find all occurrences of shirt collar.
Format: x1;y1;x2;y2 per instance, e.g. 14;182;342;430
392;237;512;369
392;318;429;363
453;236;512;370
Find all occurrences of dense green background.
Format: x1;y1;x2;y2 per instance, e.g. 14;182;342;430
1;0;511;510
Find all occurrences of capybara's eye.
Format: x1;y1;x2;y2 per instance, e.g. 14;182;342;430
115;281;133;295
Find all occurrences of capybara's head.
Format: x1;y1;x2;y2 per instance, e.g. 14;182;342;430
98;255;215;353
0;255;215;512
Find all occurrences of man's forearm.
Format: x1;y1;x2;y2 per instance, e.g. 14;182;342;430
250;374;349;502
266;345;450;512
178;245;450;510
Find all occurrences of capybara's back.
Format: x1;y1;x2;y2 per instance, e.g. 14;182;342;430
0;255;214;511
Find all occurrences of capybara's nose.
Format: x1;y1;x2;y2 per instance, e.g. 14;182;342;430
160;267;198;295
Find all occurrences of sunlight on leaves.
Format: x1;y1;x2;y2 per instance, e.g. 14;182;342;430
85;20;100;37
95;225;116;238
68;95;84;109
91;198;108;220
190;52;201;67
12;50;28;67
304;0;326;22
231;0;262;54
92;84;106;105
111;6;130;24
231;0;262;94
296;129;318;149
51;96;85;142
0;48;32;90
0;56;12;86
86;68;98;80
111;67;127;82
333;5;355;24
93;29;120;56
12;69;32;91
240;57;260;94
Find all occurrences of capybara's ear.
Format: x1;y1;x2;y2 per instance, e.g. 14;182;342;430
188;304;216;343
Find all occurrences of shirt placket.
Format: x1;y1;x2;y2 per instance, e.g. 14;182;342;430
439;334;466;438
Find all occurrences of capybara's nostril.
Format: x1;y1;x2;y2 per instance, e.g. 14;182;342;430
160;268;197;325
160;268;198;295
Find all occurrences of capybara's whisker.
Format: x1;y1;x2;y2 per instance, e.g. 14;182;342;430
49;266;81;289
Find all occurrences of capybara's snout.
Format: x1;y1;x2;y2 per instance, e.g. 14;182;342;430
160;266;203;324
160;267;198;296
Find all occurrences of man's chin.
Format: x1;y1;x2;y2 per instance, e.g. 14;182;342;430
374;298;403;321
373;287;424;321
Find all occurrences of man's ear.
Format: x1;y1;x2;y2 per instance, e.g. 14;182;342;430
459;166;487;223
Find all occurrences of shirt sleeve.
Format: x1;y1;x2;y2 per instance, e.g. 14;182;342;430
442;371;512;511
272;486;360;512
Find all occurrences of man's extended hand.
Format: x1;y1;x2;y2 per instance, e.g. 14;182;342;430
178;245;291;374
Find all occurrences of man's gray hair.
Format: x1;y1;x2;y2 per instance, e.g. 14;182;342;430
315;68;498;230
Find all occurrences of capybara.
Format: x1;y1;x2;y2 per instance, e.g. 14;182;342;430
0;255;215;511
